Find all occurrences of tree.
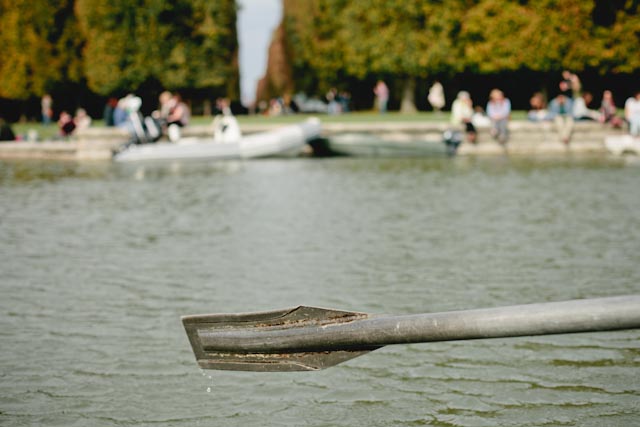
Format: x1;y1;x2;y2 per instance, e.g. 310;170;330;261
274;0;640;111
281;0;469;111
438;0;640;76
0;0;82;99
75;0;239;98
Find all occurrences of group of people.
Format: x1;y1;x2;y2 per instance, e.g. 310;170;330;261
448;71;640;145
12;76;640;147
40;94;92;139
528;71;640;142
57;108;92;138
153;91;190;141
374;80;447;115
260;94;300;116
527;72;597;143
326;88;351;115
449;88;510;145
102;91;191;144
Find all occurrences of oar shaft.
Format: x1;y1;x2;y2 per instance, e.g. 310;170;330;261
199;296;640;353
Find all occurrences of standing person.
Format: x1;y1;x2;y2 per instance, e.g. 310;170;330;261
486;89;511;144
103;97;118;126
548;93;574;144
450;91;476;144
560;70;581;99
428;81;445;114
373;80;389;114
625;91;640;137
41;94;53;125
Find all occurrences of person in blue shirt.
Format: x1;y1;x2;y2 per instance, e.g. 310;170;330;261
548;94;574;145
486;89;511;144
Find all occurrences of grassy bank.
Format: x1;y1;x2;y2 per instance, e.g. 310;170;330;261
11;111;530;141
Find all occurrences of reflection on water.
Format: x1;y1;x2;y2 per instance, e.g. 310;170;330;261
0;156;638;427
1;154;632;184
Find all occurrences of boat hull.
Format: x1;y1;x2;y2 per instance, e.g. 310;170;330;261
113;118;321;163
327;133;449;157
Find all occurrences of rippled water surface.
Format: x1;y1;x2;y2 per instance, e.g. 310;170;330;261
1;156;639;426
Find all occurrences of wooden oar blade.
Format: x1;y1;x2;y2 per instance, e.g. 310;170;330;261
182;305;377;372
193;349;374;372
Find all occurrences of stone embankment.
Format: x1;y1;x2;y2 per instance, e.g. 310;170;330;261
0;120;627;160
321;121;626;156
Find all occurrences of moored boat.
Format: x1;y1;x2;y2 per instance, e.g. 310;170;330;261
113;117;321;163
327;132;455;157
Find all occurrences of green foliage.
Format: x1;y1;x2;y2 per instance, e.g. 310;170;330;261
282;0;640;96
76;0;238;96
0;0;81;99
0;0;638;105
0;0;238;100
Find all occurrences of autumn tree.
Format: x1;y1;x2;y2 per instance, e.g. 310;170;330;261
75;0;238;100
459;0;640;74
273;0;640;111
0;0;82;99
336;0;468;111
281;0;468;111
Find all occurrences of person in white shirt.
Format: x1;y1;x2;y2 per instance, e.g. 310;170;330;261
450;91;476;143
428;81;445;113
572;92;599;121
624;91;640;137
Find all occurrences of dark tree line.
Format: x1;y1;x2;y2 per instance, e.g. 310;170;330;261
263;0;640;111
1;0;639;120
0;0;239;120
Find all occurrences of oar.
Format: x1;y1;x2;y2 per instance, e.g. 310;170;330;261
182;295;640;372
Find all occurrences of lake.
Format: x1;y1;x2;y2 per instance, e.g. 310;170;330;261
1;155;639;426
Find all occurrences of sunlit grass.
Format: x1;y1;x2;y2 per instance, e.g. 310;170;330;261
11;111;530;140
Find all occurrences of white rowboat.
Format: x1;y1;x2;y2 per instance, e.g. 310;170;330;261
114;118;321;163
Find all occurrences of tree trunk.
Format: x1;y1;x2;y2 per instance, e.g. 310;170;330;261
400;77;417;113
203;99;212;116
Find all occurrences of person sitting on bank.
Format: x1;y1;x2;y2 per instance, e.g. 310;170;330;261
527;92;550;122
548;93;574;145
599;90;624;128
450;91;477;144
58;111;76;138
166;93;190;142
486;88;511;144
573;92;599;121
74;108;92;131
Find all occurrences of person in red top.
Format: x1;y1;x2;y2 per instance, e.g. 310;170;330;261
58;111;76;137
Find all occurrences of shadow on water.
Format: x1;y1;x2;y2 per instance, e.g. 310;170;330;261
0;158;249;184
1;154;632;185
315;154;630;175
0;159;113;184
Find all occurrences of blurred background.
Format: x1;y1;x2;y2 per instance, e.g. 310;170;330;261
1;0;639;121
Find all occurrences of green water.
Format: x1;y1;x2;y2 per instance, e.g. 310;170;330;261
1;156;639;426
